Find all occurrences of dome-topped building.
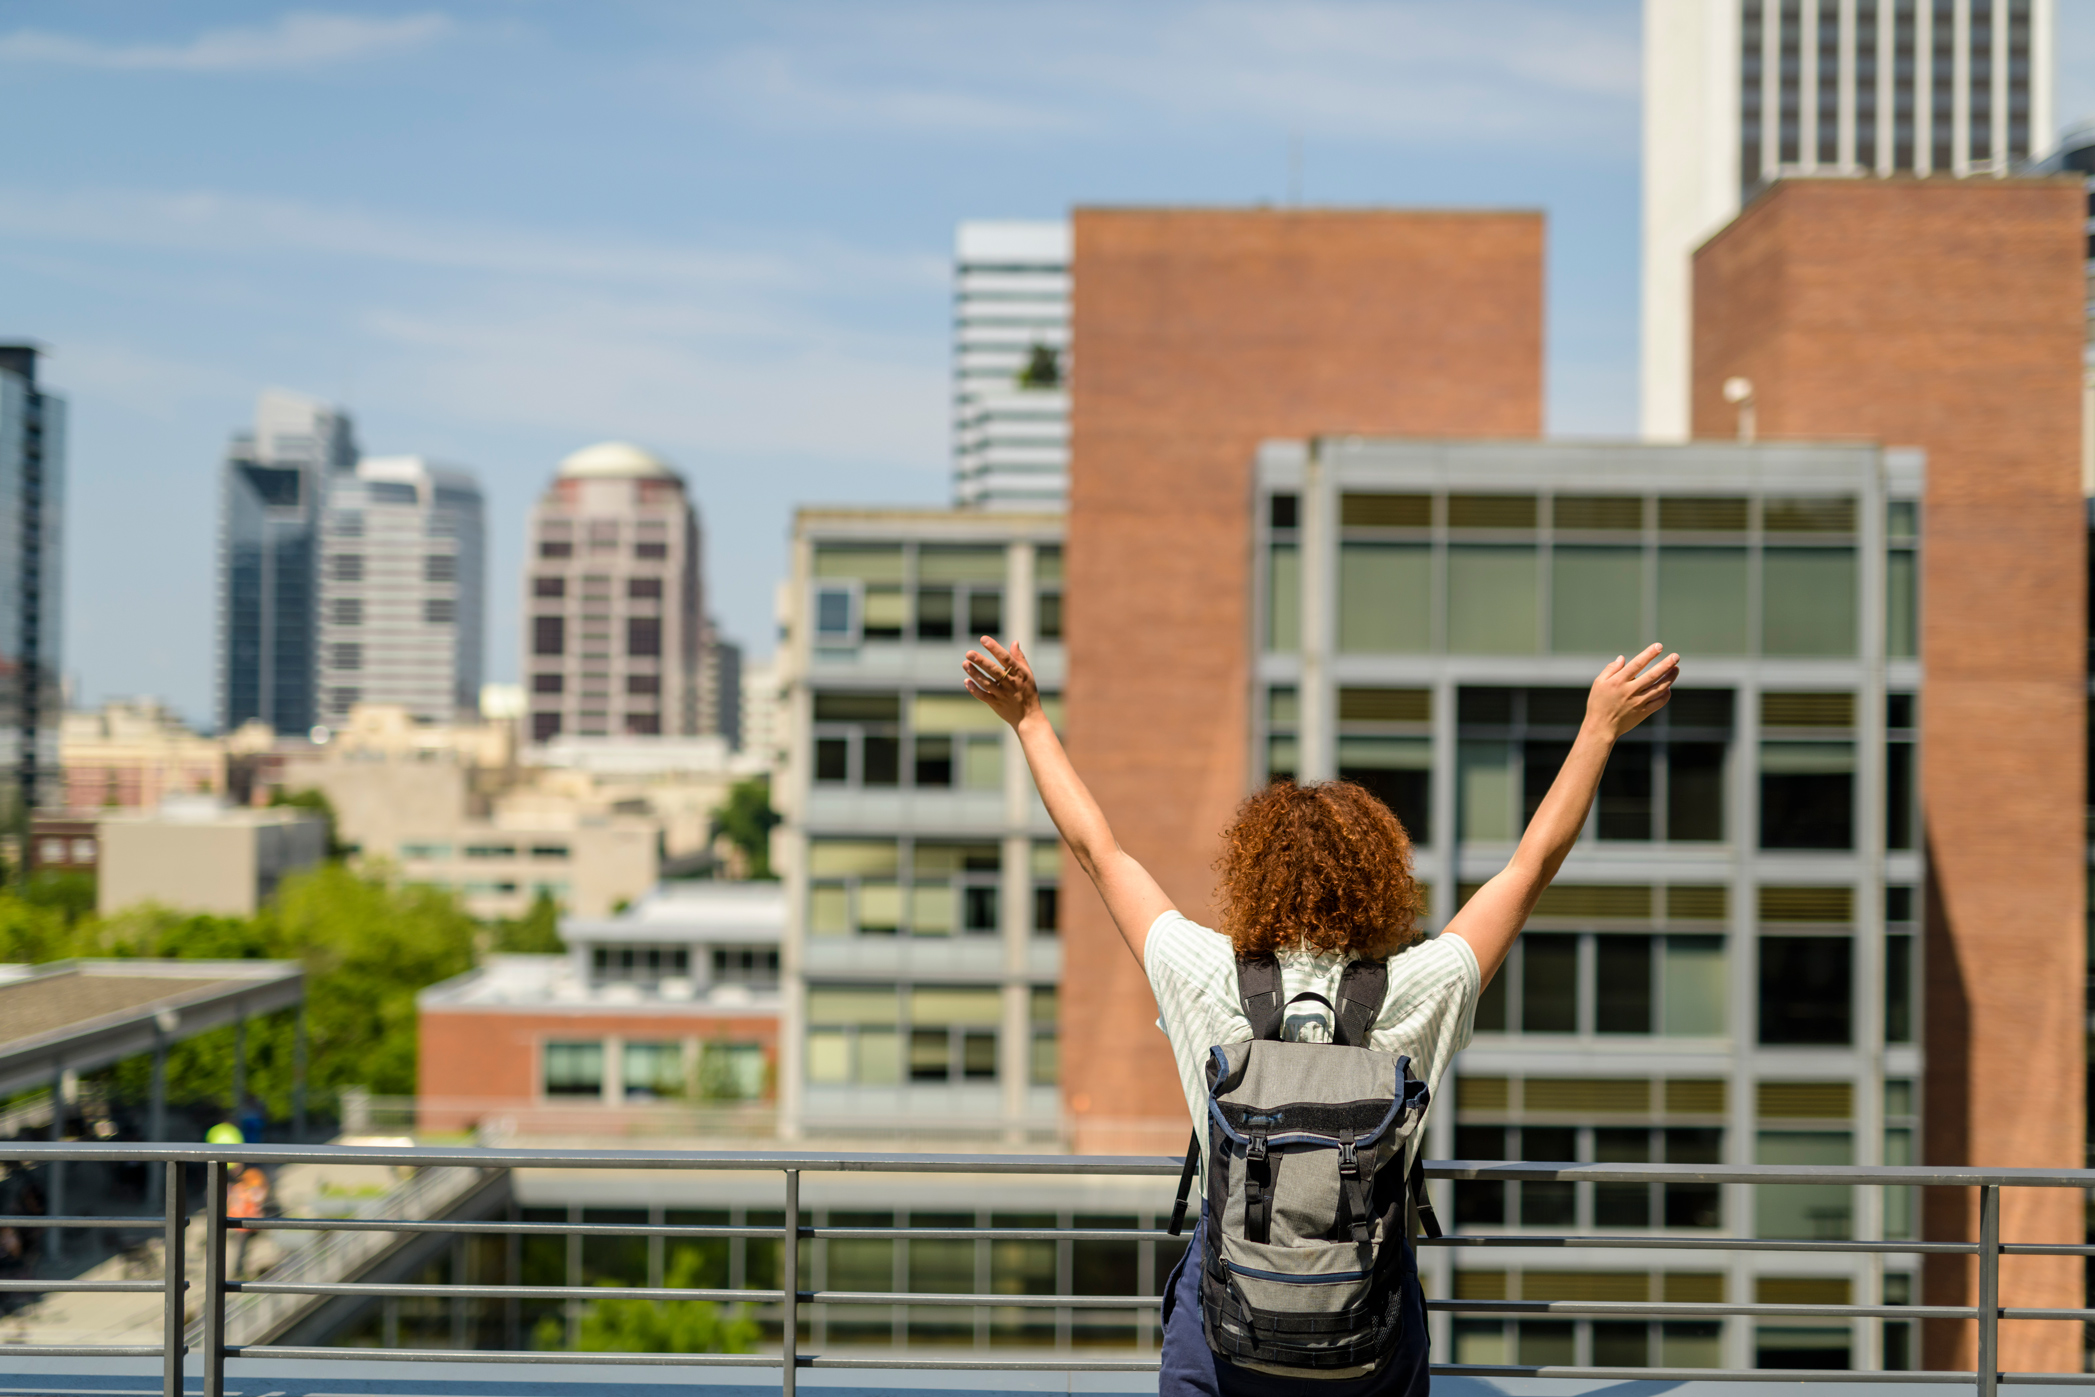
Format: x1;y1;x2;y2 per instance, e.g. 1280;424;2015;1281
556;441;680;481
521;441;739;746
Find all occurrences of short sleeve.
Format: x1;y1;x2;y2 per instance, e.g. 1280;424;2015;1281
1370;932;1482;1093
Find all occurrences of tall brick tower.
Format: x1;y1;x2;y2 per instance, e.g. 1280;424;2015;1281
1693;176;2087;1373
1060;208;1545;1153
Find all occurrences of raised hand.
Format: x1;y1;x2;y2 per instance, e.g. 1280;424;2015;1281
964;636;1041;729
1586;642;1680;740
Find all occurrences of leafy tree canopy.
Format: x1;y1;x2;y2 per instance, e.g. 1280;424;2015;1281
710;776;779;880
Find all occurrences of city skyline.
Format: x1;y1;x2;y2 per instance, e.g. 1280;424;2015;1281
12;0;2095;728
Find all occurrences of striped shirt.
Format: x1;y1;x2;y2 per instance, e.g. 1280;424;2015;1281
1142;909;1482;1172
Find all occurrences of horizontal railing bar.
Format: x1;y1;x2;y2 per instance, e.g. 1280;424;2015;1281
0;1214;170;1229
7;1142;2095;1187
809;1290;1155;1309
1434;1365;1978;1384
0;1345;166;1358
242;1216;1172;1243
0;1279;173;1293
2000;1307;2095;1321
2001;1243;2095;1257
230;1279;1161;1308
1431;1300;1975;1319
1424;1234;1978;1255
232;1281;786;1303
238;1346;1168;1371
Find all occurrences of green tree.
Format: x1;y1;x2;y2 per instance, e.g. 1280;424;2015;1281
493;891;563;954
270;787;347;857
532;1252;758;1353
1016;342;1061;388
710;776;779;880
22;869;97;925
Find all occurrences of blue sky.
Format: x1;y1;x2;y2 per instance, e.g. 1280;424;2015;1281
5;2;2093;725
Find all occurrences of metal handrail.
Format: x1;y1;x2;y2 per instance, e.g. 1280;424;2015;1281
0;1143;2083;1396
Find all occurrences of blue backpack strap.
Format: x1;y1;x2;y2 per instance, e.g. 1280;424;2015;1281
1335;958;1387;1048
1237;955;1284;1041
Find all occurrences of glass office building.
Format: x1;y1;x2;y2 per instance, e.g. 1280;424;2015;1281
0;345;64;814
1255;437;1923;1371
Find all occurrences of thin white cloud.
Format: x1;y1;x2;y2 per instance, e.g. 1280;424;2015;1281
691;0;1638;147
0;11;450;72
0;185;941;301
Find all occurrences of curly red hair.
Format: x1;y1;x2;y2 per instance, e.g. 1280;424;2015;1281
1212;780;1425;960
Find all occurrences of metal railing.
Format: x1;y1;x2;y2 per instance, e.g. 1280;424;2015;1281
4;1144;2094;1396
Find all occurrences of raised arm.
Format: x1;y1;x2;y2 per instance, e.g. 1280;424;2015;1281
963;636;1173;962
1444;643;1680;984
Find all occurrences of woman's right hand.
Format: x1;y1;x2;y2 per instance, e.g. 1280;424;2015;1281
1585;643;1680;740
963;636;1042;730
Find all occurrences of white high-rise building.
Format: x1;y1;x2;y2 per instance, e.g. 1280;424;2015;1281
1641;0;2054;439
316;456;485;727
953;220;1070;510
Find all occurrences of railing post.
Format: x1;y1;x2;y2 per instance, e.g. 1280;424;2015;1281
203;1158;228;1397
1977;1184;1999;1397
162;1159;184;1397
782;1169;799;1397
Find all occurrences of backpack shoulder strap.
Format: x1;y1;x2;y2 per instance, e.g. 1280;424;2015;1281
1237;955;1284;1041
1334;958;1387;1048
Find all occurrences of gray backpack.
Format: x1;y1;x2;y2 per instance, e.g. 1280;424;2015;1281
1167;956;1440;1377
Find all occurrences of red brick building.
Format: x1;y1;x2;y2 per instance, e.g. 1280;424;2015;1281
1060;209;1546;1153
1692;176;2089;1374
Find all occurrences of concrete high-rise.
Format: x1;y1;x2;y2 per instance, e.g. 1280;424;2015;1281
0;345;64;815
953;221;1070;510
1641;0;2055;439
523;442;725;744
217;389;356;736
315;455;486;728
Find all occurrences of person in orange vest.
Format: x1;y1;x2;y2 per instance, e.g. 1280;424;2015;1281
226;1166;270;1278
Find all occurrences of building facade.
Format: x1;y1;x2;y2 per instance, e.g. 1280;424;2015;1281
1641;0;2055;439
522;443;718;744
316;455;486;727
1258;436;1921;1372
776;508;1066;1140
953;221;1071;511
416;881;783;1133
1691;175;2086;1373
0;345;63;814
59;699;225;810
97;798;328;916
217;390;357;736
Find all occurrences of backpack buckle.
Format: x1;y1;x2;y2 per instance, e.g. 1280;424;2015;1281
1247;1133;1268;1164
1337;1133;1359;1176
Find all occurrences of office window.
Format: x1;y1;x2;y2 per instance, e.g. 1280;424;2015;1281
534;576;565;599
534;616;565;657
425;598;455;624
1033;841;1060;937
1484;929;1727;1039
1551;547;1643;656
331;553;364;582
909;986;1001;1083
1664;1128;1724;1227
805;986;900;1085
862;587;906;641
812;691;901;788
698;1042;768;1101
635;541;667;560
1760;743;1855;849
806;840;900;936
1336;737;1431;844
1755;1131;1854;1239
622;1041;684;1101
1338;544;1432;653
814;585;855;643
543;1041;604;1098
625;713;660;735
628;617;662;658
531;712;561;741
1662;937;1727;1035
1886;551;1918;658
1030;987;1059;1085
331;644;362;672
1595;936;1652;1033
425;553;457;582
1763;548;1858;655
1267;544;1299;652
1759;937;1853;1045
627;674;659;696
1521;934;1578;1033
539;540;573;559
1449;546;1539;654
332;598;362;626
1657;549;1749;654
911;842;1000;937
629;577;662;600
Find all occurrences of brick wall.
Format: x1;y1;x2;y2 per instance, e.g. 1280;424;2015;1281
1693;177;2088;1372
1062;208;1545;1153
